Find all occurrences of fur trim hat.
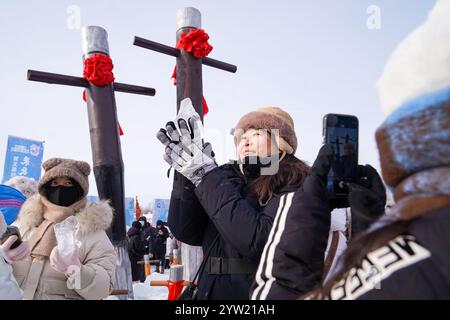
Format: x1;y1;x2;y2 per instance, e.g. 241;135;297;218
376;0;450;117
234;106;297;154
38;158;91;198
375;0;450;188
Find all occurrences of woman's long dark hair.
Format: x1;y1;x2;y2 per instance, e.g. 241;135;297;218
305;219;412;299
248;153;310;206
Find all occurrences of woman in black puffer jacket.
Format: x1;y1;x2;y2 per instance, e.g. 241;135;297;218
157;104;330;299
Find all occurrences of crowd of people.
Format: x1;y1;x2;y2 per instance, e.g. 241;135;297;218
127;216;179;283
1;0;449;300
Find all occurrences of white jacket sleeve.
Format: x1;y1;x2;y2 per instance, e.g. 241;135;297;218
0;249;23;300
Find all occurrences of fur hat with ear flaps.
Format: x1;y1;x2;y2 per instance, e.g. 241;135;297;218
38;158;91;198
375;0;450;190
234;106;298;155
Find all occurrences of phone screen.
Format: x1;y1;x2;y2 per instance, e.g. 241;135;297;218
324;114;359;197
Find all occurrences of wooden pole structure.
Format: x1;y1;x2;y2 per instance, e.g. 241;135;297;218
133;37;236;73
133;7;237;284
175;7;203;118
143;254;151;277
80;26;134;300
81;27;127;241
175;8;204;281
27;26;156;300
150;280;191;287
27;70;155;96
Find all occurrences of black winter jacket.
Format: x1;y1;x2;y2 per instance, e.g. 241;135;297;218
168;163;299;300
152;225;169;256
127;226;147;282
250;182;332;299
141;224;155;254
127;226;147;259
327;205;450;300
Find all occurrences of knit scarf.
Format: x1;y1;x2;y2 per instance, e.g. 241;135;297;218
371;86;450;230
29;196;87;258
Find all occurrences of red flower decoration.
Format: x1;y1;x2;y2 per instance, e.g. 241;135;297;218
83;54;115;86
176;29;213;58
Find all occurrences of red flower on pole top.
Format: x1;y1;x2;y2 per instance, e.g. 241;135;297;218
83;53;115;86
176;29;213;58
82;54;123;135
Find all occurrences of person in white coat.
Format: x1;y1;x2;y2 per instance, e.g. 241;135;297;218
0;212;30;299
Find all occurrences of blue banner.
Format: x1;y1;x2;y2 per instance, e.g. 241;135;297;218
2;135;44;183
153;198;170;226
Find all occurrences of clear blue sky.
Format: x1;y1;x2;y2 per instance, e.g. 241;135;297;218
0;0;436;206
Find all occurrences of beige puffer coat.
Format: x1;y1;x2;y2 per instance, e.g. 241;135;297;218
12;195;116;300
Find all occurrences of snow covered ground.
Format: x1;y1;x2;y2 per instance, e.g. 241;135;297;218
105;265;171;300
133;269;170;300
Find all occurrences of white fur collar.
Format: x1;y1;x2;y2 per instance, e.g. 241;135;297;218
14;194;113;239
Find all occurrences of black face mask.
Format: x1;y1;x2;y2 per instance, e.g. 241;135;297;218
46;186;82;207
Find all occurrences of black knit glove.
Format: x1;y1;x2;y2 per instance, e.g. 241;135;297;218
347;165;386;237
302;144;334;204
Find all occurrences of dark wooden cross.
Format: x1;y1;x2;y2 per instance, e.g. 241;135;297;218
133;7;237;282
27;26;156;299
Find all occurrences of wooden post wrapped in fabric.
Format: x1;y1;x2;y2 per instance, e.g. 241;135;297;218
26;25;157;300
80;26;131;299
133;7;237;285
175;7;203;117
81;26;126;241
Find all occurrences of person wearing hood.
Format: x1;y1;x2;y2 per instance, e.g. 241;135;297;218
137;216;155;256
157;105;333;299
307;0;450;300
152;220;169;273
12;158;116;300
127;221;147;283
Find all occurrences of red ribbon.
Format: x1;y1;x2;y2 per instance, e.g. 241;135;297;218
176;29;213;58
171;67;209;116
82;54;123;136
202;96;209;115
167;280;184;300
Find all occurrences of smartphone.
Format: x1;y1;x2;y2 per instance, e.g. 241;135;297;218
323;114;359;199
0;226;23;249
